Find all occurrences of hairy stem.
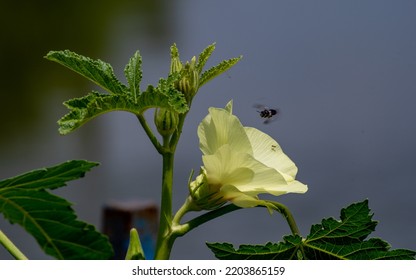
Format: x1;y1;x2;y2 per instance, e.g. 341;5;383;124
169;113;187;151
154;149;175;259
174;204;241;237
136;113;163;154
268;201;300;236
172;200;300;238
172;196;199;226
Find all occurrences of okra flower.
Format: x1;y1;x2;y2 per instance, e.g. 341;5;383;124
189;101;307;210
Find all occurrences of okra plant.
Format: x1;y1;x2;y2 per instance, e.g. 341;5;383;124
0;44;414;260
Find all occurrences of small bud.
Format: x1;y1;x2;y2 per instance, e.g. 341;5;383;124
189;62;199;95
189;56;196;69
170;56;182;74
170;44;182;74
177;77;191;96
177;57;199;104
154;108;179;136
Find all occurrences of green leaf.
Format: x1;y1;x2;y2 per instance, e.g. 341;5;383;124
207;235;303;260
207;200;416;260
0;160;113;259
199;56;242;88
155;73;189;113
306;199;377;244
49;46;243;134
196;43;216;74
45;50;128;95
58;91;134;135
58;82;188;135
124;51;143;103
301;200;414;260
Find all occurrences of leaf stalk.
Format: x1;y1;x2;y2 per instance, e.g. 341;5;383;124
0;230;28;260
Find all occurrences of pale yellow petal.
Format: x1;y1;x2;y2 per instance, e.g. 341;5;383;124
220;185;277;212
202;144;254;186
198;108;251;156
225;151;307;196
234;161;287;194
245;127;298;180
219;185;260;208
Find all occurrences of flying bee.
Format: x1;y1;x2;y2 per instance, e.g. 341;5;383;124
253;104;279;124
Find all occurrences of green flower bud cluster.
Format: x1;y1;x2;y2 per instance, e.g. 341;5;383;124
171;55;199;105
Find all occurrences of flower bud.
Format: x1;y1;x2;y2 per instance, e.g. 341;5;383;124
154;108;179;136
176;56;199;104
170;56;182;74
170;43;182;74
189;168;225;210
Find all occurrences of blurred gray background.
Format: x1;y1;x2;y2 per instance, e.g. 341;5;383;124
1;0;415;259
